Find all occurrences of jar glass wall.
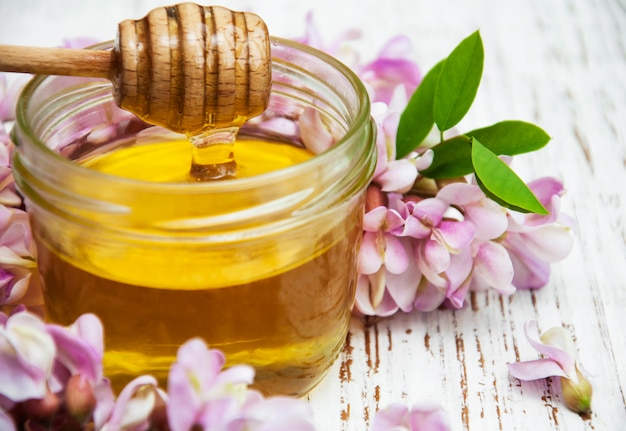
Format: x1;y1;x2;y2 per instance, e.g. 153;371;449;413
13;37;376;396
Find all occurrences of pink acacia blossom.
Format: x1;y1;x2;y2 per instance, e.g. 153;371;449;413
0;310;56;402
502;177;574;289
238;394;316;431
356;236;422;316
0;74;29;123
399;198;476;308
298;107;334;154
0;91;41;312
355;197;418;316
96;375;164;431
0;207;38;308
370;104;433;194
436;182;515;296
358;35;421;106
508;320;592;414
297;11;362;66
0;409;14;431
167;338;255;431
167;337;315;431
371;401;451;431
46;313;105;391
399;199;474;277
0;131;21;208
436;182;507;241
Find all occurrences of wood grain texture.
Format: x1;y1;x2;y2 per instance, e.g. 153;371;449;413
0;45;111;77
114;4;271;135
0;0;623;430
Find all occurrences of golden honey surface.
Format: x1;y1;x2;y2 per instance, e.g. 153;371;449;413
81;137;313;181
34;137;360;396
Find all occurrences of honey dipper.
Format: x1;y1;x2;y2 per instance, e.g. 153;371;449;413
0;3;272;136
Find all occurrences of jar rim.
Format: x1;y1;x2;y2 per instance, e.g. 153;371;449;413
14;36;371;193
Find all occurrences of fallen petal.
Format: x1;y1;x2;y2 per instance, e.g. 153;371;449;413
409;400;451;431
523;320;576;377
508;358;568;381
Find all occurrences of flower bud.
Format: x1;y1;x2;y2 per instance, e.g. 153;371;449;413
149;391;169;430
366;184;388;212
402;194;424;204
64;375;96;422
560;367;592;415
21;390;60;422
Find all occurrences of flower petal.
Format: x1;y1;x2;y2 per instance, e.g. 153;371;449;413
167;362;199;431
508;358;568;381
299;107;334;154
368;269;388;311
523;320;576;377
473;242;515;294
400;215;431;239
357;232;383;275
376;160;418;194
413;280;446;312
354;274;400;317
243;396;315;430
520;225;574;263
0;311;55;401
505;237;551;289
409;400;451;431
437;182;483;206
0;408;16;431
446;276;471;309
116;377;158;430
413;149;434;171
437;221;475;252
383;235;409;274
213;364;255;389
465;201;507;240
386;241;421;312
363;207;389;231
416;239;449;287
371;402;410;430
93;379;116;430
539;327;577;359
46;313;104;384
412;198;447;226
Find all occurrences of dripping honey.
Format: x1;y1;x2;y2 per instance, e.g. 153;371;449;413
32;135;362;396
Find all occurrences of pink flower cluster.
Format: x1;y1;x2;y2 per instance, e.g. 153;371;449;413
355;176;574;316
0;309;319;431
0;116;40;314
297;13;574;317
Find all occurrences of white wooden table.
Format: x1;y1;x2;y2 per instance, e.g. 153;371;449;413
1;0;624;430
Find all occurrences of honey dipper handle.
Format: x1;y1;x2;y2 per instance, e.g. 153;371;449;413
0;45;111;78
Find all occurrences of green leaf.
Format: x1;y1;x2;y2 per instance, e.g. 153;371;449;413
471;137;548;214
396;60;445;159
433;30;484;131
419;136;473;179
468;121;550;155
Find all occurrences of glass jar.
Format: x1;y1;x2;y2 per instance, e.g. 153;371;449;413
12;37;376;396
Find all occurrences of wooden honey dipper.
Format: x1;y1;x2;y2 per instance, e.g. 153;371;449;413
0;3;272;136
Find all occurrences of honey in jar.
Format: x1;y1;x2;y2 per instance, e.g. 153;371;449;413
13;38;376;396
